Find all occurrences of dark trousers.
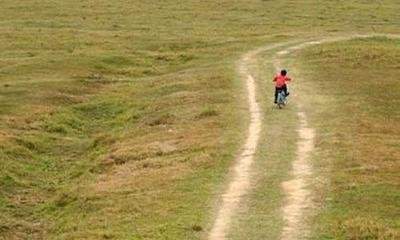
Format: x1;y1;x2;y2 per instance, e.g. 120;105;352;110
274;84;288;103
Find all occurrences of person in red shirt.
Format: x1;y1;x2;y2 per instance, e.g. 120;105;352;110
273;69;291;104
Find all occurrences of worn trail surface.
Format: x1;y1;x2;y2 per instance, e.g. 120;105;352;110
208;43;290;239
209;33;399;240
280;111;315;240
274;42;319;240
208;48;262;240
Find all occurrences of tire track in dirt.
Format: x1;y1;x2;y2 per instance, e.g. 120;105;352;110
279;110;315;240
209;43;291;240
273;41;320;240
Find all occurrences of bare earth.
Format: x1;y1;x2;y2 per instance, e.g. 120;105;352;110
208;48;263;240
280;111;315;240
274;43;318;240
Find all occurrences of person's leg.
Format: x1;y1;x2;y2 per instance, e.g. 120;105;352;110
283;84;289;96
274;87;279;103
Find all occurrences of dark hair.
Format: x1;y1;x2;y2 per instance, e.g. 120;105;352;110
281;69;287;76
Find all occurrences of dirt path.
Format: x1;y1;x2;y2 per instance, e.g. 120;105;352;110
280;110;315;240
274;42;320;240
209;33;399;240
208;52;261;240
209;44;287;240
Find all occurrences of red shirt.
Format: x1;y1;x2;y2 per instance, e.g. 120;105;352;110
273;74;291;87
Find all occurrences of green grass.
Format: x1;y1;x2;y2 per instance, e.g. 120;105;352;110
1;0;400;239
293;37;400;239
0;64;246;239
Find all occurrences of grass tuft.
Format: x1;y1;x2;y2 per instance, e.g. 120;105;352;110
196;106;219;119
335;217;399;239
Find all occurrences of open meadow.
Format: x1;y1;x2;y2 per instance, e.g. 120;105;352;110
1;1;399;239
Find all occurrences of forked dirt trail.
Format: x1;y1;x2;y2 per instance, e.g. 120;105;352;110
209;44;286;240
209;41;317;240
209;34;399;240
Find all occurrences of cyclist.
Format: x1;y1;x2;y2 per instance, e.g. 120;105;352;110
273;69;291;104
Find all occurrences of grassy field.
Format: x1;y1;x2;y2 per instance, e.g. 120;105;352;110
293;37;400;239
1;0;400;239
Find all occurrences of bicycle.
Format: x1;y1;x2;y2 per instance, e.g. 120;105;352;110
276;89;288;109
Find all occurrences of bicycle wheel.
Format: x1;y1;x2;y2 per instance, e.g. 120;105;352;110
277;91;285;108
